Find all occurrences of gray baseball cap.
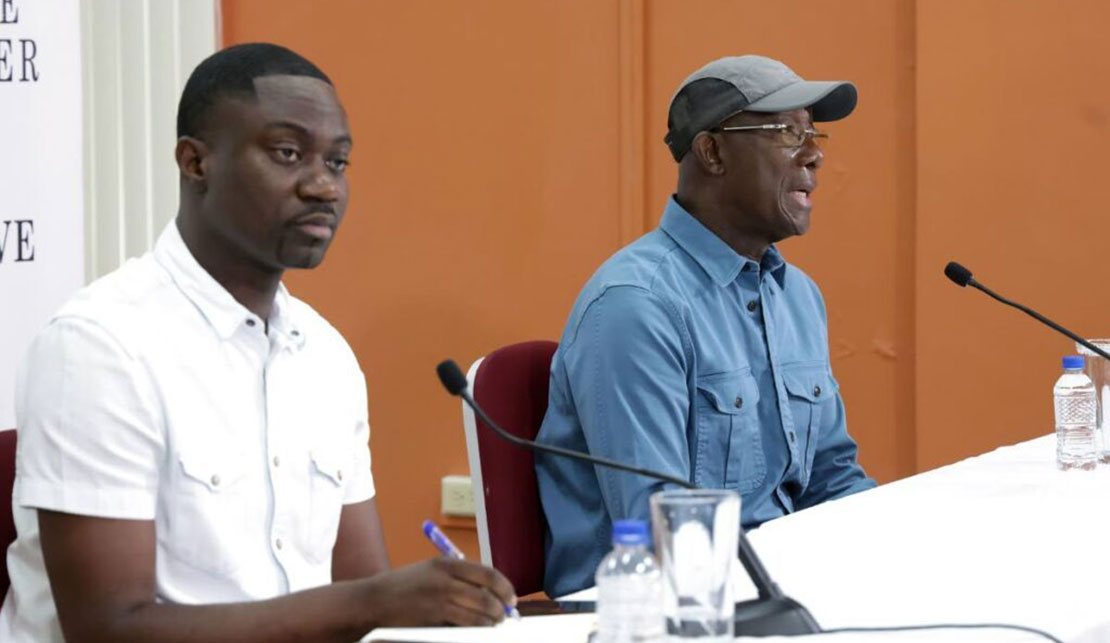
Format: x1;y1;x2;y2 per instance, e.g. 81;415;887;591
664;55;857;161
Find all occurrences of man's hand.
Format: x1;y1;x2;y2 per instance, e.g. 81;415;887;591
362;558;518;628
333;499;518;627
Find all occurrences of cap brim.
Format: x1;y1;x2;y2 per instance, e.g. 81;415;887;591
744;80;857;122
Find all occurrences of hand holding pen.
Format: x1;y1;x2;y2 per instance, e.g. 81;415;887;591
423;519;521;620
355;552;518;628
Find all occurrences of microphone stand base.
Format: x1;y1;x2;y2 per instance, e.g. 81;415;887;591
733;596;822;637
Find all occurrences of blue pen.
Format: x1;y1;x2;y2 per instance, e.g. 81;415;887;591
422;519;521;620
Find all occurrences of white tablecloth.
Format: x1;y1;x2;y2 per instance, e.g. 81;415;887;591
733;435;1110;642
370;436;1110;642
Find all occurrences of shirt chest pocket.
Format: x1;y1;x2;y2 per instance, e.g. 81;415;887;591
299;447;349;564
693;370;765;493
781;363;838;478
167;450;253;576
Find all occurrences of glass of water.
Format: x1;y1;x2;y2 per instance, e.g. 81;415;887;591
649;489;739;642
1076;339;1110;463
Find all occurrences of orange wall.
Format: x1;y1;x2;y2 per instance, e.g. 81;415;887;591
222;0;1110;565
914;0;1110;468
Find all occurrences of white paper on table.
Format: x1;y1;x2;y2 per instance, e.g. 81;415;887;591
361;613;597;643
560;557;758;603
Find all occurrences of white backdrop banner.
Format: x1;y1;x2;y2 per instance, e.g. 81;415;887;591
0;0;84;429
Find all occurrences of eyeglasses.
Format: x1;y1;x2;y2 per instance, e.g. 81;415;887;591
712;123;828;148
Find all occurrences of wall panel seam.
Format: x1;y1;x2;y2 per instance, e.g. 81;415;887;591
618;0;646;246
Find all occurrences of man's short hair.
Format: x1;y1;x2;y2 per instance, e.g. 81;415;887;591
176;42;332;139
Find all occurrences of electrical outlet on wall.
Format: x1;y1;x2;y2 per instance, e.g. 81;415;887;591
441;475;475;517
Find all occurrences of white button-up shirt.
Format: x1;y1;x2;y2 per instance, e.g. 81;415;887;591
0;222;375;643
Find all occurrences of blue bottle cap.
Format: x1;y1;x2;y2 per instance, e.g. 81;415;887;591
1063;355;1085;370
612;519;650;546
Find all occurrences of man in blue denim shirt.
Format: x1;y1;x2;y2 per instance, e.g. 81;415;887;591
535;55;877;596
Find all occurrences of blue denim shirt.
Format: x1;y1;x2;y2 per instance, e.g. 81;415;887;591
535;197;876;597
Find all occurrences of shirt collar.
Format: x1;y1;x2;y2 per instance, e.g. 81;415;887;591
268;284;306;349
153;221;306;348
659;196;787;288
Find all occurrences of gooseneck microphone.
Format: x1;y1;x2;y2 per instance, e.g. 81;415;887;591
944;261;1110;361
436;358;821;636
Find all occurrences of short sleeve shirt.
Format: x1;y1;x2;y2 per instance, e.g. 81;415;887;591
0;222;375;643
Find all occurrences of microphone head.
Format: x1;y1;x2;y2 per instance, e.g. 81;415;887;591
944;261;973;287
436;359;469;396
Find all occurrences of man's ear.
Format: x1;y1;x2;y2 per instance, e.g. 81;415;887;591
175;136;210;192
690;132;725;176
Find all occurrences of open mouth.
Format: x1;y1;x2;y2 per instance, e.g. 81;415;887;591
788;188;812;209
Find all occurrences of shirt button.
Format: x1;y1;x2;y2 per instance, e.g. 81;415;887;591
747;300;759;312
788;432;796;443
813;385;822;397
210;474;220;487
272;456;281;467
337;469;343;481
734;396;743;409
245;319;256;327
291;330;300;337
275;537;283;550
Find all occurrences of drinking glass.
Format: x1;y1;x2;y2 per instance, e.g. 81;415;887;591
1076;339;1110;463
649;489;739;642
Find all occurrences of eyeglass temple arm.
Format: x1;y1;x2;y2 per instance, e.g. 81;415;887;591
719;124;787;131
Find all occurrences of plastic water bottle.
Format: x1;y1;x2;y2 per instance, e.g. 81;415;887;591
1054;355;1098;471
595;520;664;643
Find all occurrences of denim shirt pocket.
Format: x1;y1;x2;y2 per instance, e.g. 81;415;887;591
781;363;839;483
694;369;765;493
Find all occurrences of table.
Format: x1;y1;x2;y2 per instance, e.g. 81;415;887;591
733;435;1110;642
367;436;1110;642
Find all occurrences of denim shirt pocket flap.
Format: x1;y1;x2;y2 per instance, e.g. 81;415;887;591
696;371;760;415
311;449;348;487
695;371;765;492
179;450;249;493
782;365;837;403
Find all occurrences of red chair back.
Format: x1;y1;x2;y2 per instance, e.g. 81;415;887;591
470;341;557;596
0;429;16;596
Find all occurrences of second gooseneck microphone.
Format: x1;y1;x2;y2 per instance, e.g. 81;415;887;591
944;261;1110;361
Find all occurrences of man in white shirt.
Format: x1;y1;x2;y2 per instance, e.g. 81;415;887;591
0;43;515;643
